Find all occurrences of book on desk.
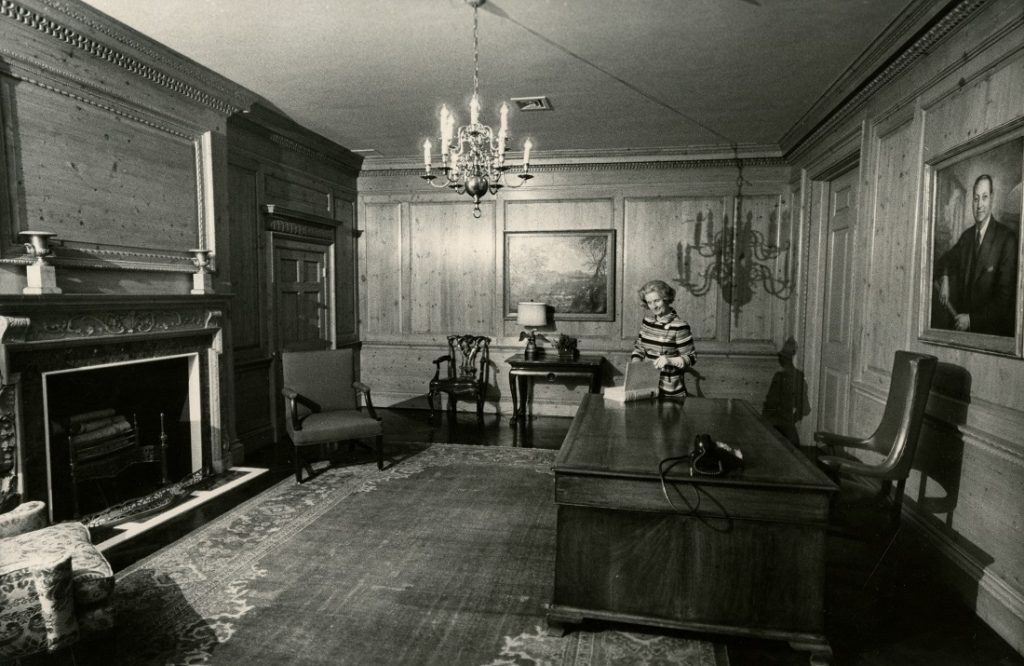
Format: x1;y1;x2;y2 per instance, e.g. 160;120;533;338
603;360;659;404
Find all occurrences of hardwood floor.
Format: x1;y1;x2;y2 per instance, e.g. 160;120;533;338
102;407;1023;666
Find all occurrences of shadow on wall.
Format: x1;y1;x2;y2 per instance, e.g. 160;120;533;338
912;362;970;524
761;337;810;445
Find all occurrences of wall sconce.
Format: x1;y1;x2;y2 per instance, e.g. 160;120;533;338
676;171;792;309
516;302;547;358
18;230;61;295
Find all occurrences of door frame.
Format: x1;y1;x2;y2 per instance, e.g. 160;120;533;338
798;128;864;446
264;206;340;443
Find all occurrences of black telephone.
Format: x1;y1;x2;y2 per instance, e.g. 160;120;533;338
690;433;744;476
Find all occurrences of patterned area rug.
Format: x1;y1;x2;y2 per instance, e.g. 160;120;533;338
77;444;728;666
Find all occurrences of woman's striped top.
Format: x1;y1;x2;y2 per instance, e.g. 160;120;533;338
630;308;697;397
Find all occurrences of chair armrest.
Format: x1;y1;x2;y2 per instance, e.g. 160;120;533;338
431;355;451;366
352;381;380;421
281;386;320;432
814;430;872;451
0;500;48;539
818;454;893;479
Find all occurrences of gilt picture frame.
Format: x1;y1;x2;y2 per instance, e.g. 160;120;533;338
920;130;1024;356
504;230;616;321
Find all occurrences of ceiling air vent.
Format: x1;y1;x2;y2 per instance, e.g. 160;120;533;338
511;96;553;112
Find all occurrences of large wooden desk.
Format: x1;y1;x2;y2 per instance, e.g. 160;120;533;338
549;394;836;663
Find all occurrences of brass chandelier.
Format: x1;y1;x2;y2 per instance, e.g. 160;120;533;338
420;0;532;218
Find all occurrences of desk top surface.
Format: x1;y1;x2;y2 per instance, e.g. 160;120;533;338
555;394;835;491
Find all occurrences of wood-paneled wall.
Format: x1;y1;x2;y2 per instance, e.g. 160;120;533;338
788;0;1024;652
358;160;792;416
226;106;362;458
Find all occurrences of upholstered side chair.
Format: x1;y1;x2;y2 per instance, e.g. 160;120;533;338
0;500;115;662
428;335;491;422
281;348;384;482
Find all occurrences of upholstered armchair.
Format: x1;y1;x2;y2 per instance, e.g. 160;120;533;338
428;335;491;421
0;501;115;661
281;348;384;482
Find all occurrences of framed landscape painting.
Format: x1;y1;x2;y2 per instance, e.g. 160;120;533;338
920;130;1024;356
504;230;616;321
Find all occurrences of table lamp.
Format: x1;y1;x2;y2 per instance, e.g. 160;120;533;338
517;302;547;358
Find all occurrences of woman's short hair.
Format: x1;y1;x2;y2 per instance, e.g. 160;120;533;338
638;279;675;306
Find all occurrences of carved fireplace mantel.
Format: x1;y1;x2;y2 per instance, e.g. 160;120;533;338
0;294;231;512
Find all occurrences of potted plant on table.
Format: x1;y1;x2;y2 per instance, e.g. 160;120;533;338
539;333;578;359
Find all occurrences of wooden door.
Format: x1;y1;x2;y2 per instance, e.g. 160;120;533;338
817;167;857;434
273;237;332;352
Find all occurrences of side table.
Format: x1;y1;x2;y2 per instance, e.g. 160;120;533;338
505;353;604;426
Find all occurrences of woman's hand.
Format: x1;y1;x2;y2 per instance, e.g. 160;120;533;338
655;355;686;369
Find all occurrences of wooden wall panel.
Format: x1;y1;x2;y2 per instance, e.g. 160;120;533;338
228;164;262;355
5;79;198;251
623;198;723;342
363;203;404;335
409;202;495;334
334;196;359;345
730;195;785;343
862;120;916;378
265;173;330;217
504;199;613;231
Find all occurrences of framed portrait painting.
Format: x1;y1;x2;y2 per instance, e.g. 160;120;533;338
920;130;1024;356
504;230;616;321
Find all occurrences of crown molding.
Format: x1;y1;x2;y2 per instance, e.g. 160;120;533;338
781;0;991;159
359;143;785;175
0;0;258;117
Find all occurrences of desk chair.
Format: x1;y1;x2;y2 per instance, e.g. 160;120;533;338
815;350;937;585
281;349;383;482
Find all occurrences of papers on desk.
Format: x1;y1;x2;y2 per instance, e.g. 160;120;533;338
603;360;659;404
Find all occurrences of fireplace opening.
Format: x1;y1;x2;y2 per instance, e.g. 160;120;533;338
44;354;203;520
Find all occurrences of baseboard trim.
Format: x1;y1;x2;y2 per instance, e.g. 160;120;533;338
903;506;1024;655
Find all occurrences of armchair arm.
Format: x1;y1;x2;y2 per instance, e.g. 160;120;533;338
0;500;47;539
813;430;873;451
818;454;899;480
430;354;451;381
281;387;320;432
352;381;380;421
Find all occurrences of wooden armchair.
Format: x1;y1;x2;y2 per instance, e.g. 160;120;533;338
816;350;937;584
428;335;491;421
281;349;384;482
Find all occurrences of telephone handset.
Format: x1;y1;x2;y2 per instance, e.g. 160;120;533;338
690;433;744;476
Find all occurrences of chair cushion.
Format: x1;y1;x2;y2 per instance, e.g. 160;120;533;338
0;500;48;539
0;522;114;607
0;555;79;658
289;410;382;446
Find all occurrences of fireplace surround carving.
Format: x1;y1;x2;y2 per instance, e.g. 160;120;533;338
0;295;230;519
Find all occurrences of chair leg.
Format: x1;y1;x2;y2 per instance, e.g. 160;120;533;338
428;391;436;420
376;434;384;470
448;396;457;415
476;393;484;422
294;447;304;483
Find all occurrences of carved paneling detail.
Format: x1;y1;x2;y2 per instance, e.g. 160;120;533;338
266;218;335;242
0;0;246;115
25;308;215;342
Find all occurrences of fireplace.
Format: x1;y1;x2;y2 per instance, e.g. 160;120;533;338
0;295;230;522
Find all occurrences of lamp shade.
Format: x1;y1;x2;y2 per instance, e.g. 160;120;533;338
516;302;547;327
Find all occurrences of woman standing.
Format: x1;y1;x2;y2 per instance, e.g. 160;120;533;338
630;279;697;398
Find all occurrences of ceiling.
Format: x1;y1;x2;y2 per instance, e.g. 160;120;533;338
81;0;914;164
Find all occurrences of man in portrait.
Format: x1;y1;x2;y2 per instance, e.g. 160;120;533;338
937;174;1018;336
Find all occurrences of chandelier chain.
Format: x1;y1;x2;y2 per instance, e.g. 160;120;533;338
472;4;480;101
